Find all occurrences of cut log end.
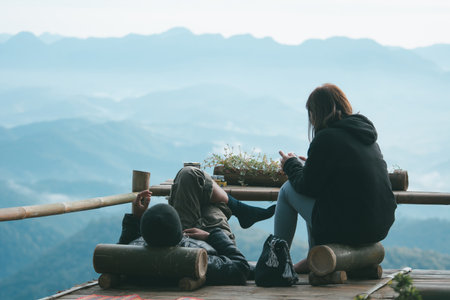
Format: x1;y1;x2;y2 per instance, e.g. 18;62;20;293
308;245;337;276
195;248;208;279
98;273;121;289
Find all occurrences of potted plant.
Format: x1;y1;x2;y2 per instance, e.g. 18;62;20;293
204;146;287;187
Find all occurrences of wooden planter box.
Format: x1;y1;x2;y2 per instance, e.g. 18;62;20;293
214;166;408;191
213;166;288;187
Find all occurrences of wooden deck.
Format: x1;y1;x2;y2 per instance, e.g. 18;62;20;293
45;269;450;300
32;178;450;299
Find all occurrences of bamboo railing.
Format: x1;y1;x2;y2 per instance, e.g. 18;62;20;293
1;170;450;222
0;170;149;222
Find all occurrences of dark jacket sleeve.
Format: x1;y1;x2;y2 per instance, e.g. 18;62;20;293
118;213;141;245
283;131;332;198
204;228;250;285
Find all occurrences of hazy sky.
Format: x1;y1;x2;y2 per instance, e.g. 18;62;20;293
1;0;449;48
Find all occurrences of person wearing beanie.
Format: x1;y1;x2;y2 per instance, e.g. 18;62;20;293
118;191;250;285
140;203;183;247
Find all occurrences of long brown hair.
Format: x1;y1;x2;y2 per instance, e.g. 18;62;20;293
306;83;353;140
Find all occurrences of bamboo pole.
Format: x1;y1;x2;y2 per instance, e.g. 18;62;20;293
2;189;450;222
395;191;450;205
132;170;150;193
0;170;151;222
2;178;450;222
0;192;137;222
149;184;172;196
149;184;450;204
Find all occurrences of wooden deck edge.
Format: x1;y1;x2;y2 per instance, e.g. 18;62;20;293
38;280;98;300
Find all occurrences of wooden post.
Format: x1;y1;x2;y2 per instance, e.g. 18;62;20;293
93;244;208;280
132;170;150;193
308;271;347;286
308;243;385;276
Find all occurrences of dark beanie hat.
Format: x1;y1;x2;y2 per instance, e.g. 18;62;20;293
140;203;183;247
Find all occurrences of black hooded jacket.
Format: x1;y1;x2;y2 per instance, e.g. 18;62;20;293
283;114;397;245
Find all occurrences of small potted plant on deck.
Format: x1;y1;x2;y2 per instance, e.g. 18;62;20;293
204;145;287;187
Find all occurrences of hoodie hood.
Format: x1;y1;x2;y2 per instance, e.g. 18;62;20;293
331;114;378;145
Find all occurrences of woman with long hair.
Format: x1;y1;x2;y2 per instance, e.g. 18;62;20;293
275;83;397;273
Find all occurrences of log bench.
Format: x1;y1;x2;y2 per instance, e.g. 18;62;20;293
307;243;385;286
93;244;208;291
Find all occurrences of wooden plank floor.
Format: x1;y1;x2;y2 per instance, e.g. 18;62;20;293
52;269;450;300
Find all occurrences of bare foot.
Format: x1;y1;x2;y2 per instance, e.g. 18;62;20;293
293;258;310;274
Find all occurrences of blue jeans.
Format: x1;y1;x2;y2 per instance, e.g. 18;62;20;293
274;181;316;249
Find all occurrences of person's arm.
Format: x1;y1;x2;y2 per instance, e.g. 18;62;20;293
183;227;250;285
204;228;250;285
117;190;151;244
118;213;141;244
282;134;330;197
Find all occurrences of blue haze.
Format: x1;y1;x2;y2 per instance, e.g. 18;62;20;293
0;28;450;298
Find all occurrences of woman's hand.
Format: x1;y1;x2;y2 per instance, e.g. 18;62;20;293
132;190;152;219
183;228;210;241
279;150;307;169
279;150;297;169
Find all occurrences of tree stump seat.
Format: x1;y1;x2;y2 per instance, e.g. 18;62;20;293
307;243;385;285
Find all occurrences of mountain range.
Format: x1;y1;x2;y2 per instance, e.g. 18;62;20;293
1;28;450;299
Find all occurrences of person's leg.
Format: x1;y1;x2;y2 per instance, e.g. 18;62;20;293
273;181;316;273
169;167;234;239
291;224;317;273
210;181;276;229
210;180;229;203
274;181;299;247
169;167;209;229
306;225;316;249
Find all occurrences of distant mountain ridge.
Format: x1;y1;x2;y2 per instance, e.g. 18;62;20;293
0;29;444;74
413;44;450;71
